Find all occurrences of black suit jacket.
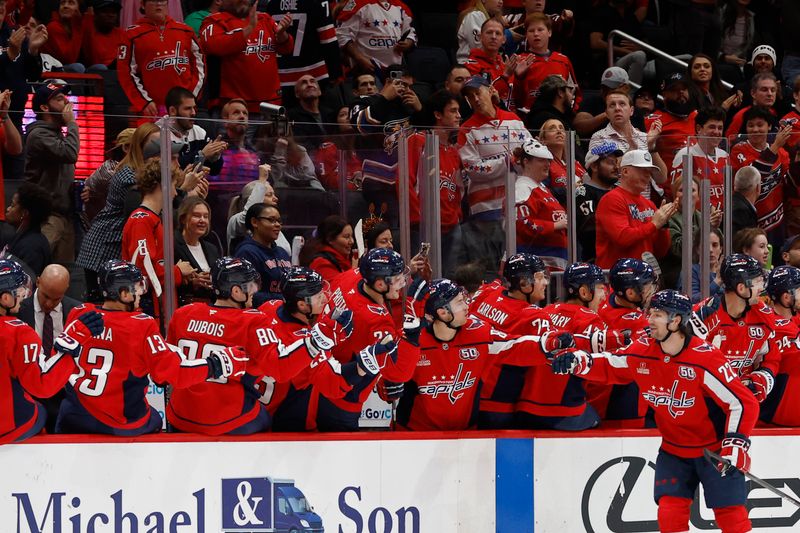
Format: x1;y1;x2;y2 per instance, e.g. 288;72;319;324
732;192;759;236
18;294;82;333
174;231;222;303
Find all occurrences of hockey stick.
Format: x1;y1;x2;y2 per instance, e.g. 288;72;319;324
703;448;800;508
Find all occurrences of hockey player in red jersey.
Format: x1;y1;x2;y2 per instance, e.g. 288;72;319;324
593;258;657;427
696;254;782;404
118;0;205;116
258;267;382;431
55;260;248;436
167;258;353;435
396;279;561;431
320;248;420;431
200;1;294;111
0;260;103;443
553;290;758;533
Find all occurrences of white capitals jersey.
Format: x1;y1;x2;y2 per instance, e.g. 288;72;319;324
335;0;416;69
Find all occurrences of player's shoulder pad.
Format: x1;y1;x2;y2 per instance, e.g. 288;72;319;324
620;311;643;321
5;318;26;327
465;316;486;330
133;313;154;321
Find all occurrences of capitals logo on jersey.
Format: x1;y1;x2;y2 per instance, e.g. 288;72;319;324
641;380;696;418
145;41;189;75
417;363;477;405
245;30;276;62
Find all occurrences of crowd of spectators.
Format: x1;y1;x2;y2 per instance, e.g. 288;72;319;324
0;1;800;341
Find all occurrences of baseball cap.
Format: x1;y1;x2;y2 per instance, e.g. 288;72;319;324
661;71;689;91
93;0;122;10
620;149;663;181
461;75;491;96
143;139;188;159
521;138;553;160
751;44;777;65
782;234;800;254
601;67;629;89
32;81;71;112
585;140;624;167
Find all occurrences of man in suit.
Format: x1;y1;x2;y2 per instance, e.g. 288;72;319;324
19;264;82;432
731;165;761;237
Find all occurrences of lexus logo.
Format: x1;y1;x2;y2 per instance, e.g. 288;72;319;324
581;456;800;532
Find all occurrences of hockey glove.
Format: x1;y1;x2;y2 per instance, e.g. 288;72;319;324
590;328;631;352
551;350;593;376
357;339;398;376
539;330;575;356
65;310;104;339
378;379;405;402
745;369;774;403
403;315;426;347
206;347;248;380
53;332;82;358
407;276;429;302
309;309;353;352
718;433;751;475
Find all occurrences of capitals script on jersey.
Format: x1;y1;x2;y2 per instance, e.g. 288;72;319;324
166;303;317;435
0;316;75;443
730;141;790;231
118;17;205;111
697;299;782;378
576;335;758;458
66;304;210;431
396;316;547;430
266;0;342;85
327;281;420;412
760;315;800;426
670;143;728;210
336;0;416;70
256;300;361;431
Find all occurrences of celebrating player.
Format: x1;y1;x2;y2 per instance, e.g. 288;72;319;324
697;254;781;403
396;279;556;431
320;248;420;432
55;260;248;436
167;258;354;435
258;267;376;432
0;260;102;443
552;290;758;533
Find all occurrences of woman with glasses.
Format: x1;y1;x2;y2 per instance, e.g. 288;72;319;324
234;202;291;306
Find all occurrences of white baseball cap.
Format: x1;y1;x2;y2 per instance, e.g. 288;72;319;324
620;149;663;180
521;138;553;160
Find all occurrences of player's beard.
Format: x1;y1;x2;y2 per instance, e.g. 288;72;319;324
664;98;693;117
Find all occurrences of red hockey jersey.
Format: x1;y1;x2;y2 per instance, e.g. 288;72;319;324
200;11;294;110
730;141;791;231
464;48;512;107
514;176;567;249
406;132;463;230
575;335;758;458
513;51;580;112
759;315;800;426
66;304;211;431
166;302;318;434
670;143;728;210
118;17;205;112
645;110;697;168
0;316;76;443
396;316;546;430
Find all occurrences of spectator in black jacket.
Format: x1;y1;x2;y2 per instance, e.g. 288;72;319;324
0;13;46;130
166;86;226;176
731;165;760;236
0;182;52;276
174;196;221;305
525;74;576;132
288;74;331;149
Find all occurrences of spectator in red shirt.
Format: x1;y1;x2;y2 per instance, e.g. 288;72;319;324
81;0;123;69
595;149;677;269
43;0;84;71
464;18;517;108
306;215;355;283
645;72;698;177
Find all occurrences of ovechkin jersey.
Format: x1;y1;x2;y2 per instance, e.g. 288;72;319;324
396;316;547;431
166;303;319;435
65;304;211;431
575;335;758;458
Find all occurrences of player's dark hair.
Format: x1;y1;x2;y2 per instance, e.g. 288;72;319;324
14;182;52;229
742;106;776;127
165;86;195;112
695;106;726;127
244;203;269;233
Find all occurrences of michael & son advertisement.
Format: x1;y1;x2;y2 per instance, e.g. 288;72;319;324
1;438;496;533
534;435;800;532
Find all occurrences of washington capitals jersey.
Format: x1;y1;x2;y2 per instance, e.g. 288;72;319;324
396;316;547;430
256;300;361;431
335;0;416;70
463;48;512;108
730;141;790;231
759;315;800;426
515;176;568;253
697;300;782;378
200;11;294;109
577;335;758;458
265;0;342;86
326;281;420;412
65;304;210;431
166;303;317;435
670;143;728;210
118;17;205;111
645;110;697;171
0;316;76;443
513;51;580;112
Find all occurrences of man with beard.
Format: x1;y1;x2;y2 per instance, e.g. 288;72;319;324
200;0;293;112
576;141;623;263
525;74;576;132
726;73;781;139
646;72;698;179
166;86;226;177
